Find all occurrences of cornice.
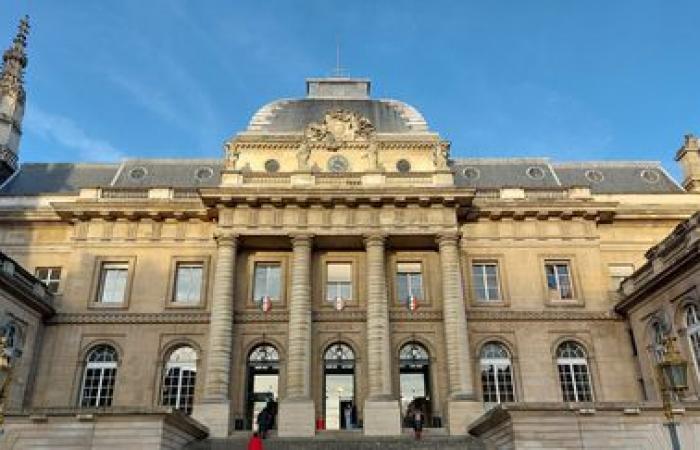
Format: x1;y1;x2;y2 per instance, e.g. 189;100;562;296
48;312;210;325
466;309;622;321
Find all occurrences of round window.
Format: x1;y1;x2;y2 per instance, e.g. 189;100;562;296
462;167;480;181
264;159;280;173
396;159;411;173
195;167;213;180
327;155;350;173
640;169;660;183
526;166;545;180
585;169;604;183
129;167;147;180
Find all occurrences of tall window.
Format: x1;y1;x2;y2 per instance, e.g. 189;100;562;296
545;261;574;300
480;342;515;404
651;320;667;363
162;346;197;415
326;263;352;302
173;263;203;304
253;263;281;302
471;262;501;302
556;341;593;402
97;263;129;303
1;322;21;359
35;267;61;293
686;305;700;375
396;263;423;302
80;345;118;407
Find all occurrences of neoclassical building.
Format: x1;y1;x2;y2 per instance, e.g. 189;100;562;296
2;17;700;448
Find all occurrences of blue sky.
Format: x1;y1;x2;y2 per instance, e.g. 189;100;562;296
3;1;700;179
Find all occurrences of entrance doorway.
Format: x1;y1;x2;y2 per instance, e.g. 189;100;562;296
246;344;279;430
323;342;355;430
399;342;432;427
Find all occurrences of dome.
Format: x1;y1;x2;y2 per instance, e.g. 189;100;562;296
245;77;430;134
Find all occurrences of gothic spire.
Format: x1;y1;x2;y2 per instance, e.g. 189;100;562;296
0;15;30;100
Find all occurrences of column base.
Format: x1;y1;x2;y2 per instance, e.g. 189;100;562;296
278;398;315;437
363;399;401;436
447;399;485;436
193;400;230;437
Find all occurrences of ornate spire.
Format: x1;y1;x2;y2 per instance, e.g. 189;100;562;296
0;15;30;100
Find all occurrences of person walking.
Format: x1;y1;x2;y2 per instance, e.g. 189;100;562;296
412;408;424;440
343;403;353;429
247;432;264;450
256;407;271;439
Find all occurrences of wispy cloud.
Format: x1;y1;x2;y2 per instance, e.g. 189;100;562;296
24;104;126;162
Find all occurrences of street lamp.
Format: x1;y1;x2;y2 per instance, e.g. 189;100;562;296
656;336;688;450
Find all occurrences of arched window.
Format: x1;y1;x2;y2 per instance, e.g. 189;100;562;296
249;344;280;368
162;346;197;414
686;304;700;375
80;345;118;407
324;342;354;370
651;320;667;363
556;341;593;402
399;342;429;368
480;342;515;404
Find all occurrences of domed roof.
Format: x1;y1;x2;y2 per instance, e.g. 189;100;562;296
244;77;431;135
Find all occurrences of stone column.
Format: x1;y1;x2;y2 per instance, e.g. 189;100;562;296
194;231;237;437
363;234;401;436
278;234;315;437
437;232;483;435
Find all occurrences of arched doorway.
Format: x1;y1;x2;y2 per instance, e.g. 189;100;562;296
323;342;356;430
246;344;279;430
399;342;432;427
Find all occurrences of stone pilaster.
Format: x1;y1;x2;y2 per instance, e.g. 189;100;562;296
194;230;237;437
363;234;401;436
437;232;483;435
278;233;315;437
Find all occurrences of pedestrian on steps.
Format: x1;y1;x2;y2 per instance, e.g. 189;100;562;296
247;432;263;450
412;408;424;440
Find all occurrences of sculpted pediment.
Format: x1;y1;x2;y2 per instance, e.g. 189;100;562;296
304;109;375;148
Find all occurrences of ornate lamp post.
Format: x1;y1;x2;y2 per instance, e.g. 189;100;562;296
656;336;688;450
0;337;14;425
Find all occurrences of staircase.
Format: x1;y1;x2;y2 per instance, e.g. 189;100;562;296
185;430;487;450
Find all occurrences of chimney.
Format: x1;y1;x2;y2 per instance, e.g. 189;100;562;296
676;134;700;193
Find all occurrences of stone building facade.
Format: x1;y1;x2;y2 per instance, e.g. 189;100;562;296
2;17;700;446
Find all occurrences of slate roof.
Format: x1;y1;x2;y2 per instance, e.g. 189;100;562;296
245;98;430;134
0;158;685;196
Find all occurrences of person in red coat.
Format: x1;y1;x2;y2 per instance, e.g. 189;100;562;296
247;432;264;450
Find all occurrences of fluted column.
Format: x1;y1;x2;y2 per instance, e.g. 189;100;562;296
285;233;313;399
202;231;238;400
364;234;392;399
437;233;473;398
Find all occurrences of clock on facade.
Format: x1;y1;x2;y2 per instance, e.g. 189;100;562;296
327;155;350;173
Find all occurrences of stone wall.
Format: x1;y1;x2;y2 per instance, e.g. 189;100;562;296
1;408;208;450
469;403;700;450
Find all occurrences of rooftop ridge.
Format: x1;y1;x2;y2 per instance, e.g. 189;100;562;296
551;161;663;168
452;157;551;164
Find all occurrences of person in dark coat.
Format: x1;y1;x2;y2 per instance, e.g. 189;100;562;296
256;407;272;439
412;407;424;440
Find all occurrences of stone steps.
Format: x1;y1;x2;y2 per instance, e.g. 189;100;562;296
185;433;486;450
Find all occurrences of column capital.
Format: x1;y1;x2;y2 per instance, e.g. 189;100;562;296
436;232;461;247
213;229;238;245
363;233;387;247
289;233;314;247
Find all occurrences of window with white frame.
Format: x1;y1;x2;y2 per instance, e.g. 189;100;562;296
651;320;667;363
161;346;197;415
326;263;352;302
545;261;574;300
1;322;22;359
556;341;593;402
396;262;423;303
253;262;281;302
173;263;203;304
97;263;129;303
35;267;61;293
471;262;501;302
608;264;634;291
686;305;700;375
80;345;118;407
480;342;515;404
